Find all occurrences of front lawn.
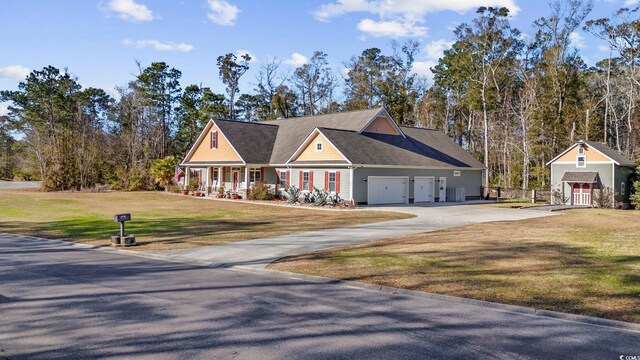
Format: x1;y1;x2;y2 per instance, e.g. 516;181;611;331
270;208;640;323
0;190;410;250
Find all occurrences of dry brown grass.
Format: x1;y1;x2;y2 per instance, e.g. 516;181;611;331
270;208;640;323
0;190;410;250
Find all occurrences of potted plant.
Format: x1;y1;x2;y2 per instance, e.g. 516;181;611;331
216;186;225;198
189;177;200;195
182;185;190;195
230;192;240;200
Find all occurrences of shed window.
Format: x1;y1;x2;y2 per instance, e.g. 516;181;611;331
578;146;585;155
577;155;586;168
621;182;626;196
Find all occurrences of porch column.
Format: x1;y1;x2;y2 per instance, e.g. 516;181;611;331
218;167;223;190
184;167;190;189
244;166;250;197
205;167;211;194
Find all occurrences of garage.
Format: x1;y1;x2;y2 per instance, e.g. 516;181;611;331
367;176;408;205
414;176;434;203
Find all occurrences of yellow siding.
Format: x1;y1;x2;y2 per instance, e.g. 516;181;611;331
189;123;243;162
294;133;346;161
362;116;400;135
555;145;611;163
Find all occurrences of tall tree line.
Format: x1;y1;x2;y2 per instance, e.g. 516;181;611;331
1;1;638;191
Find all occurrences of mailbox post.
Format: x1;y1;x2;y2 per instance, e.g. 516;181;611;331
111;213;136;247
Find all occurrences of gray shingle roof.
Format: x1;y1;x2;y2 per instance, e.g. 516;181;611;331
561;171;599;183
184;107;485;169
263;107;385;164
320;127;485;168
214;119;278;164
584;141;635;167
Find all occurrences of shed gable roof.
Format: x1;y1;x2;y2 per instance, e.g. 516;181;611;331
547;140;635;167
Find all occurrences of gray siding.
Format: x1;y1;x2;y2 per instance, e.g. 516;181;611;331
551;163;614;205
352;167;483;204
614;165;633;205
281;167;351;200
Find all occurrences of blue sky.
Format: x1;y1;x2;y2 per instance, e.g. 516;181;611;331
0;0;636;114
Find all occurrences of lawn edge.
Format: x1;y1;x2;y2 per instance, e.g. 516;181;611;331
232;265;640;333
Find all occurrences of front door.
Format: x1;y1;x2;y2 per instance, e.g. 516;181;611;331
572;183;591;206
438;177;447;202
232;171;239;191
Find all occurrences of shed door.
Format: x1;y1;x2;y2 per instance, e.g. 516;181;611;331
367;177;408;205
414;177;434;203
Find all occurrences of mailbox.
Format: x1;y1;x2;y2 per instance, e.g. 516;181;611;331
114;213;131;222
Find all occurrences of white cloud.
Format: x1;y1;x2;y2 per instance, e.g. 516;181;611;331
207;0;240;26
0;65;30;80
104;0;154;22
424;39;454;60
412;60;436;80
598;44;611;52
357;18;427;37
569;32;587;50
283;53;308;66
624;0;639;6
235;50;256;62
314;0;520;38
123;39;194;52
0;102;9;116
105;86;119;99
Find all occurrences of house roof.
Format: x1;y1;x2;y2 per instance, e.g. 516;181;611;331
547;140;635;167
183;107;485;169
213;119;278;164
561;171;599;183
320;127;485;168
263;107;386;164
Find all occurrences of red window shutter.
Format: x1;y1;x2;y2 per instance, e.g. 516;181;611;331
336;171;341;193
286;171;290;187
260;167;265;182
210;132;213;148
299;172;303;188
309;172;314;190
324;171;329;190
276;171;280;190
214;131;218;148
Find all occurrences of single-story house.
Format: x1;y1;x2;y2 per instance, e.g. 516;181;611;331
180;107;485;205
547;140;635;208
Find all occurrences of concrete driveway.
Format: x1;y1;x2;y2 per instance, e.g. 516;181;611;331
0;180;40;190
152;203;555;268
1;234;638;359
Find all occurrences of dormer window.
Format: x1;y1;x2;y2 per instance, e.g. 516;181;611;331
315;142;323;152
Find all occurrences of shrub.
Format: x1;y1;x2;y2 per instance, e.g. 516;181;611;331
283;185;301;204
313;187;329;206
630;165;640;210
217;186;225;194
593;187;614;208
551;189;569;205
189;176;200;192
150;156;176;191
247;181;274;200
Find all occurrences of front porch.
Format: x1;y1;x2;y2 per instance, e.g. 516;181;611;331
560;171;600;206
184;165;272;197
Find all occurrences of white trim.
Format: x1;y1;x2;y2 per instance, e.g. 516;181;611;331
353;164;484;171
413;176;435;203
576;154;586;168
367;176;410;205
358;108;406;138
552;161;613;164
612;162;616;208
315;141;323;152
547;141;621;166
285;128;352;164
349;167;354;202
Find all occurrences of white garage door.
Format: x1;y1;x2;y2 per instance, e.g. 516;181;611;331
414;176;434;203
367;177;408;205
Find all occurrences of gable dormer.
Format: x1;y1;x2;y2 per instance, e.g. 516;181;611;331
182;120;244;164
286;128;350;164
359;108;405;137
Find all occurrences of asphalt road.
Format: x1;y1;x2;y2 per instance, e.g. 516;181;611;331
1;234;639;359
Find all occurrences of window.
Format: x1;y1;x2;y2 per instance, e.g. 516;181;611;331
621;182;626;196
210;131;218;149
315;142;323;152
279;171;287;188
453;170;461;177
249;168;262;183
578;146;585;155
328;172;336;192
577;155;586;168
302;171;310;191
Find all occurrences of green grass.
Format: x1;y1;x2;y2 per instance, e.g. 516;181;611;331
0;190;411;250
270;208;640;323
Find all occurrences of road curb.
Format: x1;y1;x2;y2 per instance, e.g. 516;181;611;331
232;266;640;333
